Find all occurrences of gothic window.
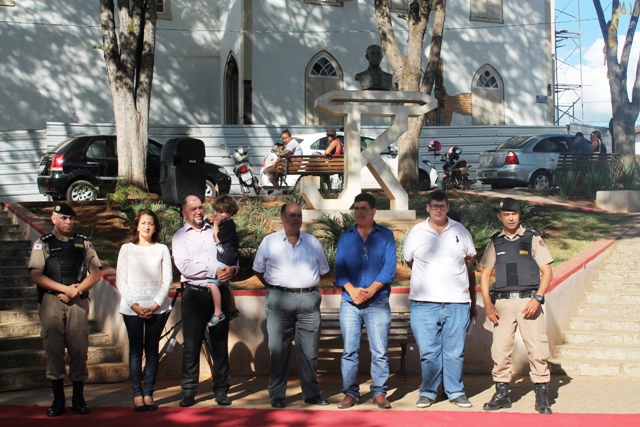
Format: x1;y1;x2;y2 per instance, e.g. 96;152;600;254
475;69;500;89
310;57;338;78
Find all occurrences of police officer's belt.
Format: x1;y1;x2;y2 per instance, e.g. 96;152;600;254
494;290;537;300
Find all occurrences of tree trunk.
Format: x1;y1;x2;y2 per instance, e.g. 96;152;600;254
99;0;156;190
594;0;640;158
374;0;446;192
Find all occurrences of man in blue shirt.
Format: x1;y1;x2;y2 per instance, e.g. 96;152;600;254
572;132;592;154
334;193;396;410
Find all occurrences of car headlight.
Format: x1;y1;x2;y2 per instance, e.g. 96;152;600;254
218;167;230;176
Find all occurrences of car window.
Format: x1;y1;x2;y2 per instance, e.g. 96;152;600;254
497;135;535;149
532;139;547;152
50;137;76;153
548;137;570;153
310;137;329;150
86;138;116;159
361;137;392;155
147;140;162;156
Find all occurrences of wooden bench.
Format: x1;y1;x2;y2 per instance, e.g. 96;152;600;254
556;153;619;171
277;154;344;177
320;307;414;380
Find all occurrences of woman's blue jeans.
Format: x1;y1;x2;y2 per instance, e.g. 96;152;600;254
123;312;168;397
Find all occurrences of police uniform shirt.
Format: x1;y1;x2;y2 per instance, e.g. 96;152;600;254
28;229;102;273
479;225;553;271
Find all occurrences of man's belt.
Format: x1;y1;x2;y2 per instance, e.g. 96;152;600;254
265;284;318;293
494;290;537;300
185;283;211;293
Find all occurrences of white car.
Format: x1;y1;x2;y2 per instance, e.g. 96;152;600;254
260;132;438;192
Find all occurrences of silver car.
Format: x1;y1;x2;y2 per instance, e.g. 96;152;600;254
476;134;575;189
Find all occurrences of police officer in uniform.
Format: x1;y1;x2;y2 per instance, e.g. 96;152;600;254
28;203;102;417
479;198;553;415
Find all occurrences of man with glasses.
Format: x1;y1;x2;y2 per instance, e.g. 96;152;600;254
334;193;397;409
403;190;477;409
253;203;330;409
263;129;303;195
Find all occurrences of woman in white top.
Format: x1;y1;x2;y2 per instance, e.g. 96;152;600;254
116;209;172;412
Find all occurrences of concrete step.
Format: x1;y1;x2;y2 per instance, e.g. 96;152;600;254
0;286;37;299
0;320;101;339
0;298;38;311
554;343;640;361
591;282;640;293
0;310;39;324
0;232;28;241
0;257;29;267
610;248;640;258
0;345;123;370
0;240;31;250
578;304;640;317
0;266;30;277
0;276;34;287
570;316;640;331
549;358;640;377
0;217;14;225
604;260;640;269
0;362;130;391
597;270;640;281
584;292;640;305
0;248;31;258
564;329;640;345
0;333;111;352
0;224;20;234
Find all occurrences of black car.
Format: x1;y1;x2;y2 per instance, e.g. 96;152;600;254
37;135;232;201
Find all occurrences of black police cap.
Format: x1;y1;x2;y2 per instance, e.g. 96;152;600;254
53;203;76;216
498;198;521;212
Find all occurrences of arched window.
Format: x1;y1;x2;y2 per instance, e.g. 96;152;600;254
475;69;500;89
224;53;240;125
310;57;338;77
472;65;504;125
305;52;344;126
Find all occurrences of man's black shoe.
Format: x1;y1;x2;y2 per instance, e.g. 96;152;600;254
304;396;329;406
483;382;511;411
71;397;90;415
271;398;285;409
534;383;553;415
215;392;231;406
179;395;196;407
46;400;65;417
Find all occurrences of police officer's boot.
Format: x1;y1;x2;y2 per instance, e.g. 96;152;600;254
483;382;511;411
534;383;552;415
46;379;65;417
71;381;91;414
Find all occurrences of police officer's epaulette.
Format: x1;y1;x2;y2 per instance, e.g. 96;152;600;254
41;233;54;241
526;229;541;237
73;234;88;240
491;231;501;239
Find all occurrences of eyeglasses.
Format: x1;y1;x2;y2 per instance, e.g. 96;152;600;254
428;204;447;211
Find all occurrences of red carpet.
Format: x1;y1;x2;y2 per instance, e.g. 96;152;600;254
2;405;639;427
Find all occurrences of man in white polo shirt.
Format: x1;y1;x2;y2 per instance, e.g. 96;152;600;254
253;203;330;409
403;190;477;409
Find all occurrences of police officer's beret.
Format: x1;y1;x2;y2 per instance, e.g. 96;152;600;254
498;198;521;212
53;203;76;216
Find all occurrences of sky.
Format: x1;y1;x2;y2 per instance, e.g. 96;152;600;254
555;1;640;127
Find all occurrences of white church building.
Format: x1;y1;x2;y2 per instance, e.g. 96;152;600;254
0;0;555;131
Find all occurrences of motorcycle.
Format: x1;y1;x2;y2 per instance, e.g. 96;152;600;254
220;144;261;196
428;141;474;191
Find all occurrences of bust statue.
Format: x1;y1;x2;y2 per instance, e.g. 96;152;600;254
355;45;393;91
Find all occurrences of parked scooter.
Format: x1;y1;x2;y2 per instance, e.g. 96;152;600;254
220;144;261;196
428;141;474;191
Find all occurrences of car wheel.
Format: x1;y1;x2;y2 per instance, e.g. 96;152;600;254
205;180;218;199
66;180;97;202
419;170;431;191
529;171;552;189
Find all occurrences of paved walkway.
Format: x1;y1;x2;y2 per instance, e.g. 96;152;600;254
1;373;638;414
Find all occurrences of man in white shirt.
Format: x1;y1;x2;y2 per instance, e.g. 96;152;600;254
264;129;303;195
253;203;330;409
403;190;477;409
